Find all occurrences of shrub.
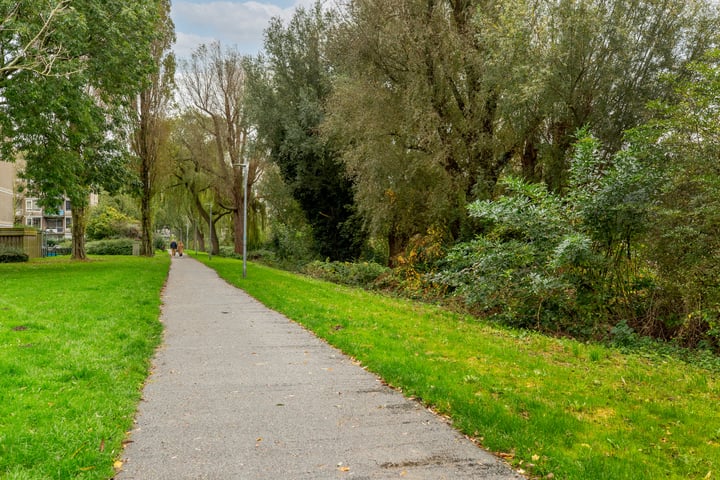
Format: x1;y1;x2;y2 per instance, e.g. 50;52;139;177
154;236;166;252
302;260;390;288
435;132;661;337
0;246;29;263
87;206;140;240
86;239;134;255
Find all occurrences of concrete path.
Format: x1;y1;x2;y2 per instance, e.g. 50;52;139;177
117;256;525;479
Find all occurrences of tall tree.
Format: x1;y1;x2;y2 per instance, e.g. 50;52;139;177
249;3;366;261
323;0;719;259
1;0;166;259
635;48;720;344
326;0;519;258
130;0;176;256
522;0;720;191
178;42;260;256
0;1;73;83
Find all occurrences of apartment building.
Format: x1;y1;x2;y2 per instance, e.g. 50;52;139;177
0;161;16;227
23;197;75;240
0;160;97;241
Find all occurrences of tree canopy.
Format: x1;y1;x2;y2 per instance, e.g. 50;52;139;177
0;0;170;259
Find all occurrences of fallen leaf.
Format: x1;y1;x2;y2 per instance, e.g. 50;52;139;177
531;454;540;461
113;460;123;470
79;466;95;471
338;466;350;472
99;439;105;452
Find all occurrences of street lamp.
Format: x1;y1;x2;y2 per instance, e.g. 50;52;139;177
206;201;213;260
233;161;249;279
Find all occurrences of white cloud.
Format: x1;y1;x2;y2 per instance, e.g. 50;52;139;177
171;1;318;59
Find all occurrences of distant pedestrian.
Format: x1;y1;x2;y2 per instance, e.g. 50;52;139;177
178;240;184;257
170;239;178;257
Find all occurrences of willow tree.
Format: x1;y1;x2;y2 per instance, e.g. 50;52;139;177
325;0;519;258
521;0;720;191
324;0;719;259
177;42;261;256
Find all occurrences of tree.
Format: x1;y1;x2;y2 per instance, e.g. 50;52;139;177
6;76;132;259
249;3;366;261
633;48;720;346
1;0;166;259
520;0;720;192
325;0;524;258
167;112;223;255
130;0;175;256
323;0;719;261
0;1;74;82
178;42;261;256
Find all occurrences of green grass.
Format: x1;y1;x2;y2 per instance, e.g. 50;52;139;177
0;255;169;480
199;255;719;480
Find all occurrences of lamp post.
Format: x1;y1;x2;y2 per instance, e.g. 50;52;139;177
242;163;248;278
206;201;213;260
233;161;249;279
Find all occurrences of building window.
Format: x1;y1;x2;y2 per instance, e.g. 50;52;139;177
26;198;40;211
26;217;41;228
65;200;71;211
65;217;72;230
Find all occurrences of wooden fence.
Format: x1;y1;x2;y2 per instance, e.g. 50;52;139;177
0;228;42;258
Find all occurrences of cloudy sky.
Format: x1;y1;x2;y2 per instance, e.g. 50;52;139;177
171;0;319;60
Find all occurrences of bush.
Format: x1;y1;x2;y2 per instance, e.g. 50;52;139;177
302;260;390;288
154;236;166;252
0;246;28;263
86;239;134;255
87;206;140;240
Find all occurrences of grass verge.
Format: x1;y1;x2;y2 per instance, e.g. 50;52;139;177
0;255;169;480
198;254;719;480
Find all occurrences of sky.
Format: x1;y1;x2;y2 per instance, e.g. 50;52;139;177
171;0;318;60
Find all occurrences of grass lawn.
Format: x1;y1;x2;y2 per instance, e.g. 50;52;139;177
199;255;719;480
0;255;169;480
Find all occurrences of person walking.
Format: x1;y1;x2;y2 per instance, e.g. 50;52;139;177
178;240;184;257
170;239;178;257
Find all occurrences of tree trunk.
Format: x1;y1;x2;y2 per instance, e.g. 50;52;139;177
232;173;245;255
210;221;219;255
195;225;205;252
233;205;244;255
139;177;154;256
388;229;407;267
71;204;88;260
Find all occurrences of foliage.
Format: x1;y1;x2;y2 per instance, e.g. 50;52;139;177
177;41;262;257
85;239;135;255
302;260;390;288
154;235;167;252
201;257;720;480
0;256;168;479
256;164;317;264
0;0;168;260
86;206;140;240
0;247;28;263
322;0;717;259
436;130;662;336
249;2;366;261
630;49;720;347
129;0;176;257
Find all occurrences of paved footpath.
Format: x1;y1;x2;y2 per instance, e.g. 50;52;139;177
117;256;525;480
